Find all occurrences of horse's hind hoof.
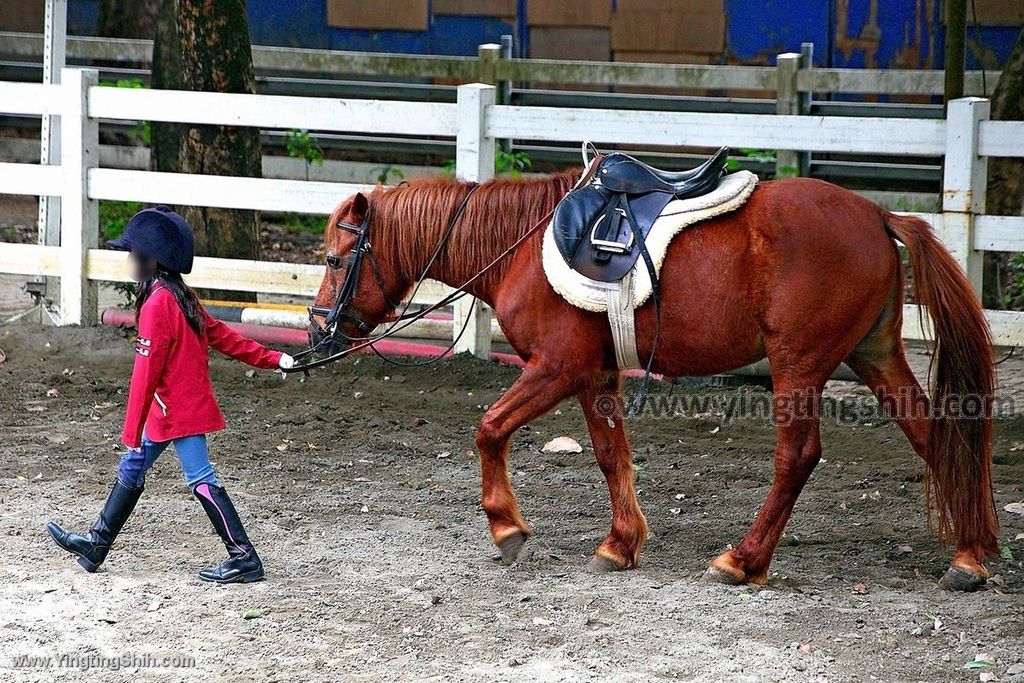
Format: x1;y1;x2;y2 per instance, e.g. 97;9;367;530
703;566;747;585
586;555;625;573
938;566;986;592
704;551;761;585
496;530;530;565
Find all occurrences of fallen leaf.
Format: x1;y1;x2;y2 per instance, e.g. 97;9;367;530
437;451;451;459
797;642;814;655
980;672;997;682
542;436;582;453
532;617;553;626
852;582;868;595
243;609;262;620
147;599;161;612
1004;502;1024;516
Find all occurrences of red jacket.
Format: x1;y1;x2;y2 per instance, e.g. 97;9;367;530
121;285;283;448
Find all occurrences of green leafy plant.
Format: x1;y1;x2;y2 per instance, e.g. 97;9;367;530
726;148;775;173
99;200;144;241
441;149;534;178
285;129;324;180
496;149;532;178
375;165;406;184
281;213;327;235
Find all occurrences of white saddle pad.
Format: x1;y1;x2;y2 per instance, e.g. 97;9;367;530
542;170;758;313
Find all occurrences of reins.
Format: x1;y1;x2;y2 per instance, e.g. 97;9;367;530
284;185;555;374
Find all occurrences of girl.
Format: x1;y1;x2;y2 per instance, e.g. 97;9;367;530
46;205;294;584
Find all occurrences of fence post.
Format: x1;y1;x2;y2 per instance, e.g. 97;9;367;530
775;52;803;178
59;67;99;325
37;0;67;308
477;43;501;86
454;83;497;358
797;42;813;176
942;97;988;298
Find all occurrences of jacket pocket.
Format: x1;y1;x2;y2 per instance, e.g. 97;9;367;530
153;392;168;417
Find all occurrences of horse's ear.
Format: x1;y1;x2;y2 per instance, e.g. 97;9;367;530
352;192;369;217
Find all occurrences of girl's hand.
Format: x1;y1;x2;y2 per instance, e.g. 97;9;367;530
278;353;295;370
126;445;143;454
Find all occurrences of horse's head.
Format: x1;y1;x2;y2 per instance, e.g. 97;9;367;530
309;191;406;354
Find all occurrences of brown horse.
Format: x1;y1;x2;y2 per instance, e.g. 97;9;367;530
309;169;998;591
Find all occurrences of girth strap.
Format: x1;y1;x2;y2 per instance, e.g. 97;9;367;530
606;269;642;370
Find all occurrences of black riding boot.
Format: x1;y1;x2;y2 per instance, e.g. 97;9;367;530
193;482;264;584
46;479;143;572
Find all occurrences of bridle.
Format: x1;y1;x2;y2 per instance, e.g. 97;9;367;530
287;184;554;374
306;213;383;344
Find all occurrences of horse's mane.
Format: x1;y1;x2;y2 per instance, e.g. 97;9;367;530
368;169;581;286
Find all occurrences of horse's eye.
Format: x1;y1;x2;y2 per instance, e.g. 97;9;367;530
326;255;343;270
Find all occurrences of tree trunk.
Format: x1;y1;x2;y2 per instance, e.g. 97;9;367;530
97;0;161;39
982;28;1024;309
151;0;261;301
988;29;1024;217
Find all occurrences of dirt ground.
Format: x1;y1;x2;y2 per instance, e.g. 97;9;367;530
0;322;1022;683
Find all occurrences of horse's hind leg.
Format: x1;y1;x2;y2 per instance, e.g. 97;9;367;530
705;371;827;585
475;361;580;564
846;334;990;590
577;372;648;571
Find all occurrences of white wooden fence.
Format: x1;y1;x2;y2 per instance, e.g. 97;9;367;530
1;67;1024;357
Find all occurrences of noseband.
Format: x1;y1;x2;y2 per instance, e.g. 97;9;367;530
307;216;377;344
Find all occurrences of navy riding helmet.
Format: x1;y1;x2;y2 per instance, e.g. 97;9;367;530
108;205;195;274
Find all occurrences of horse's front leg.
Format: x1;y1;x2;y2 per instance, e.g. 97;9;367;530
578;372;648;571
476;360;580;564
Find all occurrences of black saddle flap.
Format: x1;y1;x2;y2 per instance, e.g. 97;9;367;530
551;146;728;284
553;184;674;283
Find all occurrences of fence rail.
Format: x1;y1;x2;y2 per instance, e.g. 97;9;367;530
1;65;1023;357
0;31;1002;96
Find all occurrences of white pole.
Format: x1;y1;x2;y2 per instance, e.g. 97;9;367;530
453;82;497;358
37;0;67;306
942;97;989;297
60;68;100;326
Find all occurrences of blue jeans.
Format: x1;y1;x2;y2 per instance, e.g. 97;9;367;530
117;433;222;491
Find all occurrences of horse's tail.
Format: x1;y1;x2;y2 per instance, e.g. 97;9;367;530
885;213;999;555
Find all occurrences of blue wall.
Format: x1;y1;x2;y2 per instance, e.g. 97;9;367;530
66;0;1018;68
724;0;1017;69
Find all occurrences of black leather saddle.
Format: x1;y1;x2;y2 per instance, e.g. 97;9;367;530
553;146;729;282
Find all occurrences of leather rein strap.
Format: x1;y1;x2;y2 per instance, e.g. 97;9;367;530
285;188;555;374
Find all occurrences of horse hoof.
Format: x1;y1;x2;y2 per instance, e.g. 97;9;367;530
703;565;747;585
496;530;530;566
938;566;986;592
704;552;755;585
586;555;625;573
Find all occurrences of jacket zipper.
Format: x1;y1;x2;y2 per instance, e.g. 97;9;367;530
154;392;168;417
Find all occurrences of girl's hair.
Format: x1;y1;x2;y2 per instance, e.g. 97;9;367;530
135;269;205;336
